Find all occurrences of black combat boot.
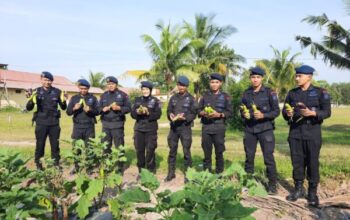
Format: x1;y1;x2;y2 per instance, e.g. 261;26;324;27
307;182;319;207
164;167;176;182
267;181;278;195
286;181;304;201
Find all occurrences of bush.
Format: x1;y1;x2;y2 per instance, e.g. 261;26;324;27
226;78;250;130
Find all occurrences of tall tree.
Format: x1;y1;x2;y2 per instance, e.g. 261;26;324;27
87;71;106;89
141;20;203;94
255;47;301;100
183;14;244;95
296;11;350;70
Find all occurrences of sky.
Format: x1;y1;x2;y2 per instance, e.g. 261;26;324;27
0;0;349;88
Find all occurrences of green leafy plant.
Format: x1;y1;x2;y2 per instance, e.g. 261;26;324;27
73;133;128;219
32;158;76;220
121;163;263;220
0;153;48;220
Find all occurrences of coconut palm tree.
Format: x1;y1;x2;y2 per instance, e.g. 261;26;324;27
183;14;244;95
87;71;106;89
255;47;301;100
296;12;350;70
141;20;203;95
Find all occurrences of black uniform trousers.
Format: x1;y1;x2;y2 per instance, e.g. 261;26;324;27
134;130;157;172
167;126;192;172
201;130;225;173
288;138;321;184
243;129;277;182
35;124;61;164
72;126;95;144
102;127;125;153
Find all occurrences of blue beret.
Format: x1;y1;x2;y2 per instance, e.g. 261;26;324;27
41;71;53;81
250;67;265;76
106;76;118;84
77;79;90;88
140;81;153;89
177;76;189;86
295;65;315;75
210;73;223;81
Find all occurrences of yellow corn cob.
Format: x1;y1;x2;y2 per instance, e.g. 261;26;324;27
240;104;250;119
79;98;86;107
251;103;258;113
60;90;66;102
204;105;215;114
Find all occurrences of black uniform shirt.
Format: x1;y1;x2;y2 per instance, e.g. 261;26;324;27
241;85;280;134
131;96;162;132
198;90;233;133
167;92;197;128
66;93;99;128
26;87;67;126
99;89;131;129
282;85;331;139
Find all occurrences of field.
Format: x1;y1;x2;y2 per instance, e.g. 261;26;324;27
0;106;349;185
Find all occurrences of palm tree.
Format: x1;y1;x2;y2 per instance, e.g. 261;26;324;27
183;14;244;95
255;47;301;100
141;20;203;95
87;71;106;89
296;12;350;70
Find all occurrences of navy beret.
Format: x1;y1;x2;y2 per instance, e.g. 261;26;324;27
41;71;53;81
177;76;189;86
295;65;315;75
210;73;223;81
140;81;153;89
250;67;265;76
106;76;118;84
77;79;90;88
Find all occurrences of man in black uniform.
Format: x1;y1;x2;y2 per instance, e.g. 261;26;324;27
198;73;233;174
99;76;131;157
25;71;67;169
240;67;280;194
283;65;331;206
66;79;99;173
131;81;161;175
165;76;197;182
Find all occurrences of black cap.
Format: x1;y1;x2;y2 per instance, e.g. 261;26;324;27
106;76;118;84
295;65;315;75
41;71;53;81
177;76;189;86
77;79;90;88
210;73;223;81
140;81;153;89
250;67;265;76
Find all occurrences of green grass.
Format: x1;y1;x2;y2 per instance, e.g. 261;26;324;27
1;106;349;184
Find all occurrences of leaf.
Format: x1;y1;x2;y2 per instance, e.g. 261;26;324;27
193;205;218;220
140;169;160;191
75;174;89;194
170;209;192;220
106;173;123;188
169;190;186;206
107;198;120;218
5;205;18;220
118;187;150;203
221;202;257;218
85;179;104;200
76;195;91;219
